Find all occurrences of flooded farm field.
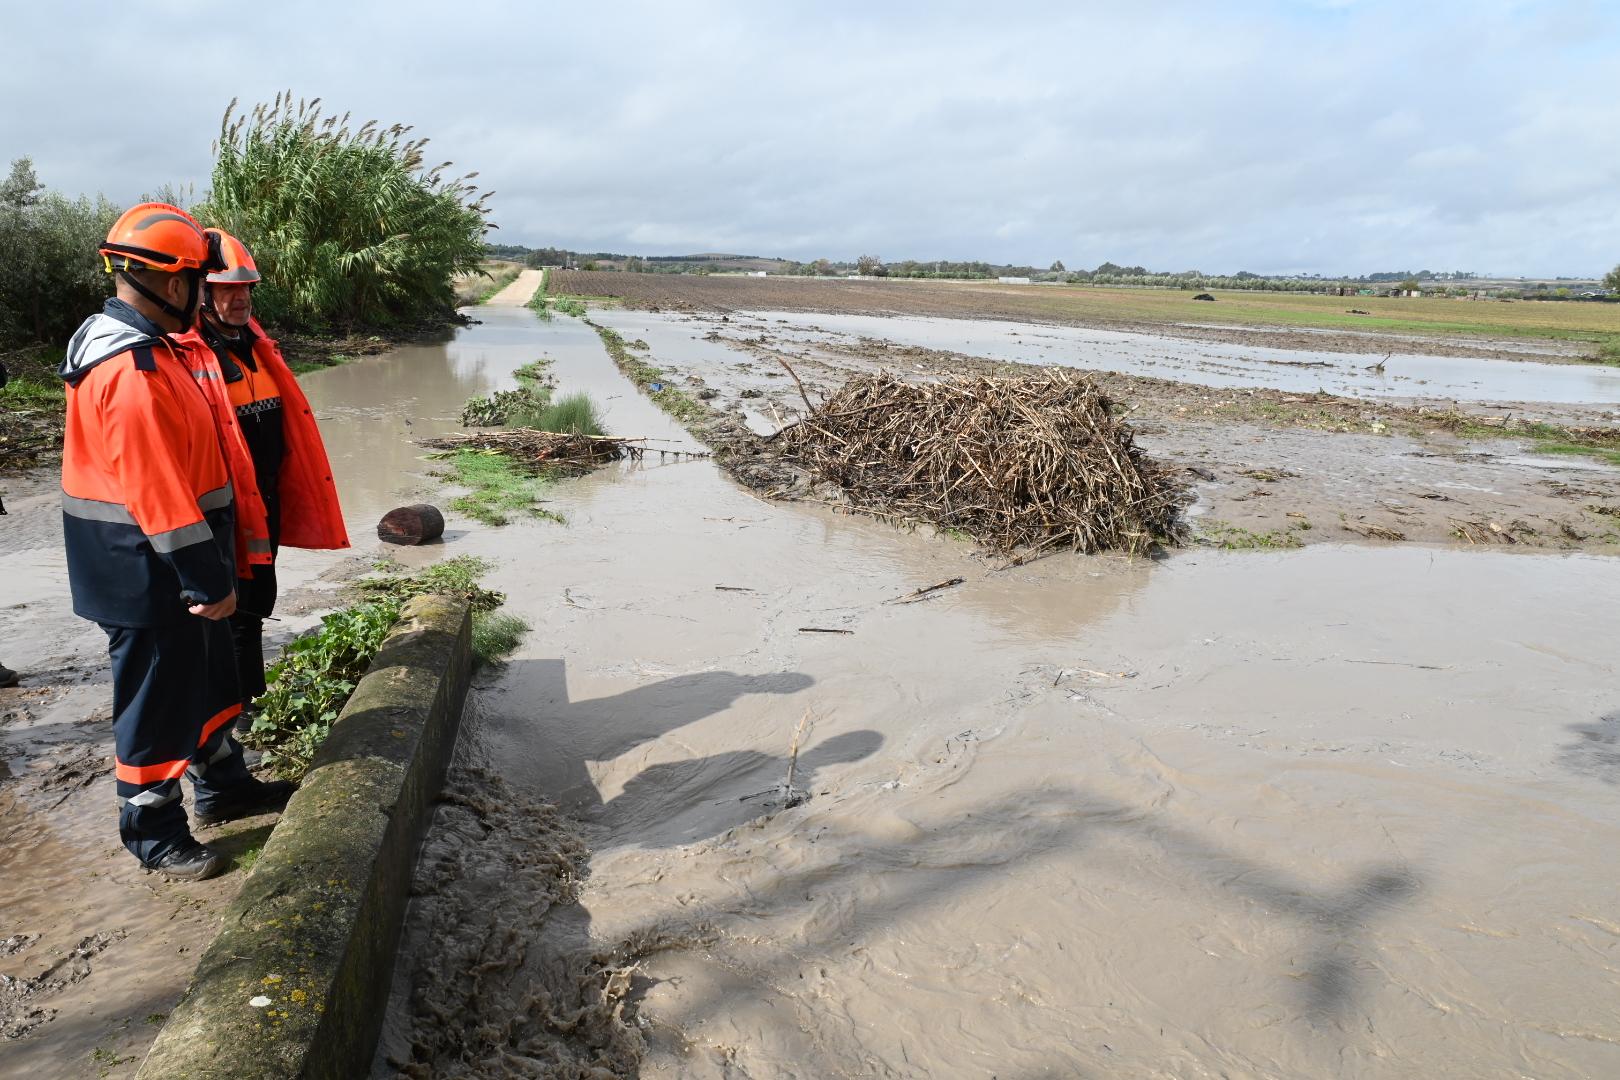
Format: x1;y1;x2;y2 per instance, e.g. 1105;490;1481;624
5;288;1619;1078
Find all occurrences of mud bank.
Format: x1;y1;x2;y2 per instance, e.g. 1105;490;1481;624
364;306;1619;1078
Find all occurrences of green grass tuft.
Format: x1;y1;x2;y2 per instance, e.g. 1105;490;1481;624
1534;442;1620;466
524;391;604;436
472;612;530;666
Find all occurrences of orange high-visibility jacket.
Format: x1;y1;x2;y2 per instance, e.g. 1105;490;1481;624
60;304;237;627
175;318;349;558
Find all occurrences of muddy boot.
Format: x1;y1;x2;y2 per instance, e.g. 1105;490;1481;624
193;778;297;828
0;663;17;688
142;838;225;882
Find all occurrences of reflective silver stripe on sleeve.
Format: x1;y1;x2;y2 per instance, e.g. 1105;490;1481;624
147;520;216;553
61;492;138;525
248;539;272;553
197;483;233;512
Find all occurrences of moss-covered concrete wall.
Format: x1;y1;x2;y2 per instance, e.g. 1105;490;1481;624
138;593;472;1079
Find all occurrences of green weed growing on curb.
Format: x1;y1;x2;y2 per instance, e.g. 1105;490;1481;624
245;601;397;779
472;612;530;664
245;557;527;779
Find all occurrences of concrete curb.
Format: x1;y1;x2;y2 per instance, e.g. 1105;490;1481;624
138;593;473;1079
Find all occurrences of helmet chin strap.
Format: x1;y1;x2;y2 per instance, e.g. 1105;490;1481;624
120;270;201;330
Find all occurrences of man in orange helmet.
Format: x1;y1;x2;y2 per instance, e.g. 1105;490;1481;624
60;203;293;881
178;228;348;721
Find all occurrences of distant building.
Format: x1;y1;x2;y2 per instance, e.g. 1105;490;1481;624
998;276;1032;285
749;270;768;277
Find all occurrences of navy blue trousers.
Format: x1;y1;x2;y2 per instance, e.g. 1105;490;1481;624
104;616;255;864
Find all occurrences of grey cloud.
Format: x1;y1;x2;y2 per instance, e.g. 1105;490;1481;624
3;0;1615;276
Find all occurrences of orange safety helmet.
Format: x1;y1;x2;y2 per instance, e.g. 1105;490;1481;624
100;203;225;274
204;228;261;285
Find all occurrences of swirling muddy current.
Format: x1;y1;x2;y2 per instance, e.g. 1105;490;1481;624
364;309;1620;1079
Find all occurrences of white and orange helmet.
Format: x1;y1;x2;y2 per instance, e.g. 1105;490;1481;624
203;228;261;285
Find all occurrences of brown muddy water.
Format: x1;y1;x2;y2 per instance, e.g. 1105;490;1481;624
359;308;1618;1078
4;302;1618;1078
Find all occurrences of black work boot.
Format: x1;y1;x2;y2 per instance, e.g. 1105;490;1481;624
194;779;297;828
0;663;18;688
143;838;225;882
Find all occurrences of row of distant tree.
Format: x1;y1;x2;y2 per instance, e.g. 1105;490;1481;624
486;243;1617;299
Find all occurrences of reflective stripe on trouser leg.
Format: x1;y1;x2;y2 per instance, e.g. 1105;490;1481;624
188;615;255;813
105;621;221;864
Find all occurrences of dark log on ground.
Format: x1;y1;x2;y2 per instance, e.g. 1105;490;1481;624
378;504;445;545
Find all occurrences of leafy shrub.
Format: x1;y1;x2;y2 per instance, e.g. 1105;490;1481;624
198;94;491;333
247;557;525;778
245;601;399;779
0;158;118;347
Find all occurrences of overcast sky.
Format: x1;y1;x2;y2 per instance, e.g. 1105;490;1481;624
4;1;1617;277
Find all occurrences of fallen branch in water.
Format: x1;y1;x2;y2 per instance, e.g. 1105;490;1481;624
884;577;965;605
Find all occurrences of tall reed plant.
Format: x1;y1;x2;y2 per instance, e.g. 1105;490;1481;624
198;93;492;332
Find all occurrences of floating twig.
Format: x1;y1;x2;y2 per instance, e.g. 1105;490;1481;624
884;577;965;605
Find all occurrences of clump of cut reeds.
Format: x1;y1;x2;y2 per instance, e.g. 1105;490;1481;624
770;370;1185;555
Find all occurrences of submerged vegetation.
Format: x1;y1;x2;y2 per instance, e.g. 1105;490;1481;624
245;557;526;779
1196;519;1307;550
441;448;564;526
199;93;491;332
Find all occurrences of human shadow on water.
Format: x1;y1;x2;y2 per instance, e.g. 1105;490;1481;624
630;784;1424;1060
597;729;885;848
479;659;815;819
1556;709;1620;785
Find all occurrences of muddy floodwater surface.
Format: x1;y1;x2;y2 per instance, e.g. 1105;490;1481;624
4;295;1618;1078
369;308;1618;1078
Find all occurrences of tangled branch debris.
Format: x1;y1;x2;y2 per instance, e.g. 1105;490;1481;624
766;371;1185;554
422;429;643;471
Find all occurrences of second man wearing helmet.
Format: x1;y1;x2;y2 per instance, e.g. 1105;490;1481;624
178;229;349;730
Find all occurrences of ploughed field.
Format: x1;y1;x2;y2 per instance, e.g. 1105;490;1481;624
549;270;1620;362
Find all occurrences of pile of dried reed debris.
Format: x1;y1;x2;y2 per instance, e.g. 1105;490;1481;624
768;371;1184;554
422;429;642;471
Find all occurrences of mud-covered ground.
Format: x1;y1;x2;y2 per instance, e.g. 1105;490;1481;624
587;307;1620;554
0;467;370;1077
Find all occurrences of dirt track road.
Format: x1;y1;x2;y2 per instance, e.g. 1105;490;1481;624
486;268;542;307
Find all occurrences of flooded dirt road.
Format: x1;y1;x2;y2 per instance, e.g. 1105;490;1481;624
367;308;1620;1078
